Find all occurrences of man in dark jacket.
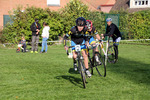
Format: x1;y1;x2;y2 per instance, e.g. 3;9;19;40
30;18;41;53
101;18;122;59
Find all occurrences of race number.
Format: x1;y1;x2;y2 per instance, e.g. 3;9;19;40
75;45;81;52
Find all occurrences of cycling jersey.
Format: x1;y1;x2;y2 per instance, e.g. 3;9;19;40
87;26;97;44
63;26;88;46
104;23;122;41
87;26;98;36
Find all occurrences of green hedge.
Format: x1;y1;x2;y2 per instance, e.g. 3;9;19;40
1;0;150;43
110;10;150;39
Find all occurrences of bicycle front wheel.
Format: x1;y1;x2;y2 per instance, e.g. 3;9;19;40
94;52;106;77
16;48;20;53
78;59;86;88
107;45;118;63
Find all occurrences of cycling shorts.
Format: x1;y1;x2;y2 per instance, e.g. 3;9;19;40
89;36;96;44
113;37;121;45
71;40;86;51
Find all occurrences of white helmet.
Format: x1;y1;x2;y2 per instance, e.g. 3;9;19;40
106;18;112;22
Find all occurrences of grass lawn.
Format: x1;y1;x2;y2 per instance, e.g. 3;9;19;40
0;44;150;100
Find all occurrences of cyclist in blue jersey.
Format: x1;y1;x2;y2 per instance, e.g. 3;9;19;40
63;17;91;77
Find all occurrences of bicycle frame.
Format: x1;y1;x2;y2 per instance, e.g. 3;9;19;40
97;36;112;65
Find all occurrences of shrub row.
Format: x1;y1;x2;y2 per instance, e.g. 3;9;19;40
1;0;150;43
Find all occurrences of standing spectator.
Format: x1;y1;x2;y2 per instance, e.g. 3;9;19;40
30;18;41;53
40;22;50;53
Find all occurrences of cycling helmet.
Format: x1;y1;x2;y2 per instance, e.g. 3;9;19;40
106;18;112;22
76;17;86;26
86;20;93;29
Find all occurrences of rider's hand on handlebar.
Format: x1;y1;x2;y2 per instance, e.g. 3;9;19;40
85;41;90;48
101;34;105;39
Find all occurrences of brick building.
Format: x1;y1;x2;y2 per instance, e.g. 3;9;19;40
111;0;150;13
0;0;116;29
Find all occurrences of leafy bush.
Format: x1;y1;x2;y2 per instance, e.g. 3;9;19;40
110;10;150;39
59;0;90;35
1;6;63;43
1;0;150;44
128;10;150;39
87;11;105;34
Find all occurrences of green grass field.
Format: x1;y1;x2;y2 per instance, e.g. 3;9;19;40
0;44;150;100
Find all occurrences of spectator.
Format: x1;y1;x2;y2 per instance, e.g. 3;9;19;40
30;18;41;53
40;22;50;53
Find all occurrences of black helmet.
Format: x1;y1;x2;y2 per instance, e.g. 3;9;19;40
76;17;86;26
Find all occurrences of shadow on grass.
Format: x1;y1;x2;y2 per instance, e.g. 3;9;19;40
55;68;89;88
68;68;80;74
55;75;84;88
107;57;150;85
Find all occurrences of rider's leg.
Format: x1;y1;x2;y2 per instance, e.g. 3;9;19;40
81;50;88;69
71;40;78;71
90;40;101;64
113;37;121;59
72;51;77;62
72;51;78;71
82;50;91;77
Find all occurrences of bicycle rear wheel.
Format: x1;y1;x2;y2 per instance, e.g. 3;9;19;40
78;59;86;88
94;52;106;77
107;45;118;63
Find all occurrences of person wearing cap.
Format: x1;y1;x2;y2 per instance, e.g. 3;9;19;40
101;18;122;59
63;17;91;77
30;18;41;53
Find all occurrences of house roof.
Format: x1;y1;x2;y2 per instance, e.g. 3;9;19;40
81;0;108;10
111;0;150;13
111;0;129;10
100;0;116;6
105;0;116;5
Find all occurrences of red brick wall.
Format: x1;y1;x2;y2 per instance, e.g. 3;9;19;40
0;0;70;29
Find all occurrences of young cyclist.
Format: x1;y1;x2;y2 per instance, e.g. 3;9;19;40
19;36;26;52
63;17;91;77
101;18;122;59
86;20;102;64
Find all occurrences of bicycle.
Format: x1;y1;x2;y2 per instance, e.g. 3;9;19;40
98;36;118;65
66;44;87;88
16;44;25;53
87;44;106;77
16;44;30;53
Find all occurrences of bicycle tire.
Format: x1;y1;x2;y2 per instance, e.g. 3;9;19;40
78;59;86;88
94;52;106;77
16;48;20;53
107;45;118;64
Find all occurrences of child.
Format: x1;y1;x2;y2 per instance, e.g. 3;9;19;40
19;37;26;52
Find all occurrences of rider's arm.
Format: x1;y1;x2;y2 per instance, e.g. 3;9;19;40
84;31;89;46
63;31;71;46
93;27;102;42
104;25;115;37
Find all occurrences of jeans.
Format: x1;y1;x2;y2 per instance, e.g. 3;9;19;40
41;37;48;52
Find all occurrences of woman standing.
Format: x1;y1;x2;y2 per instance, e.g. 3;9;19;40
40;22;50;53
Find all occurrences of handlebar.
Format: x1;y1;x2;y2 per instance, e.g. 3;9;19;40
65;44;86;55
